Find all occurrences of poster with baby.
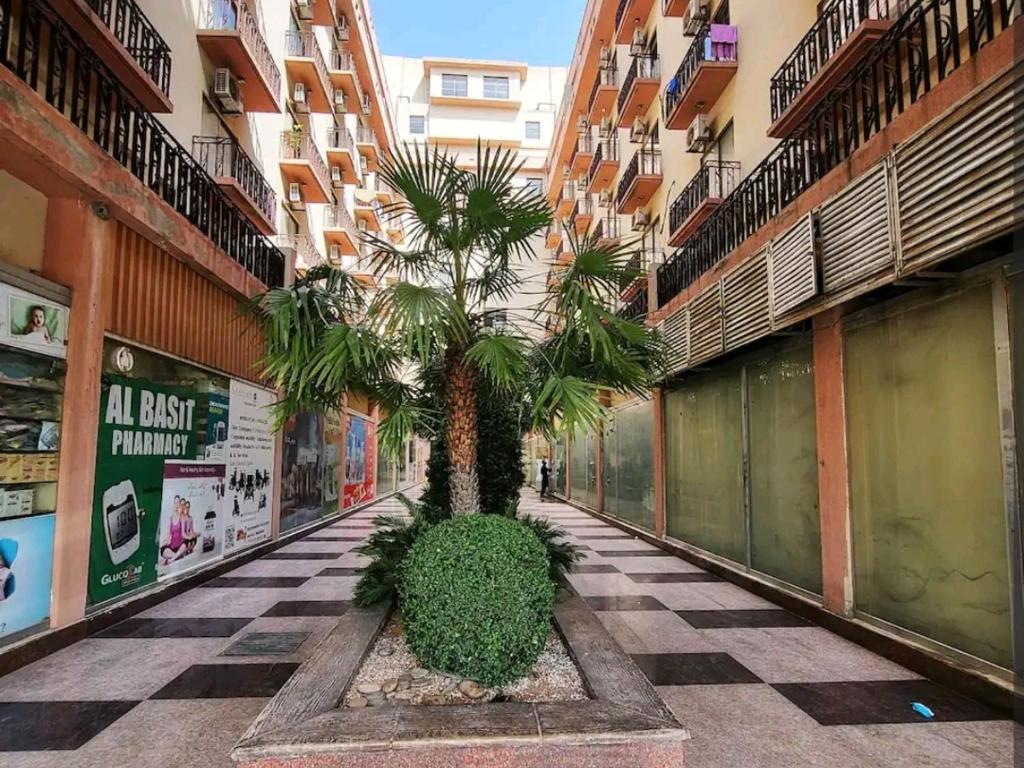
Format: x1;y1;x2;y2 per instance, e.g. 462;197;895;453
0;284;68;359
156;461;226;580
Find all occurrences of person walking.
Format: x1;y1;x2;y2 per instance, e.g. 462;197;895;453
539;459;550;501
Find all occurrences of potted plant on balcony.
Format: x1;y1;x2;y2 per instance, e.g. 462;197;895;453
286;123;304;152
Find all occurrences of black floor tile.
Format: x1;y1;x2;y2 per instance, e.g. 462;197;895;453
222;632;310;656
201;576;311;588
678;609;811;629
627;572;723;584
571;564;620;574
261;552;344;561
317;567;364;577
0;701;139;750
261;600;351;617
585;595;668;611
630;653;762;686
95;617;254;639
150;662;300;699
772;680;1005;726
596;549;672;557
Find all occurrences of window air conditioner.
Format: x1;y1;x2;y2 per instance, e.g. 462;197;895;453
630;28;647;56
599;46;613;67
331;166;343;186
213;68;243;115
288;183;303;205
329;244;341;262
630;118;647;143
683;3;710;36
292;82;309;113
599;116;613;136
296;0;314;21
336;14;350;41
334;89;347;113
577;115;589;132
631;208;650;231
598;189;613;207
361;93;371;114
686;114;712;153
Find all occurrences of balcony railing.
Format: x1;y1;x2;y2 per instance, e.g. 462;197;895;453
593;215;621;243
616;148;662;206
85;0;171;95
668;160;740;235
619;285;649;320
324;203;355;233
617;54;659;114
571;193;593;223
589;136;620;179
656;0;1016;308
331;47;354;71
274;233;322;267
284;29;333;97
621;248;654;293
199;0;281;101
327;125;357;156
193;136;276;226
613;0;630;31
0;0;285;286
664;24;737;120
770;0;897;123
280;130;331;192
588;60;618;109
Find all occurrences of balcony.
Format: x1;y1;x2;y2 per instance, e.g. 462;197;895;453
355;123;381;172
769;0;897;138
571;193;594;234
386;217;405;244
284;29;334;113
325;126;360;185
614;0;657;44
587;137;620;193
48;0;171;111
616;148;661;214
668;160;740;246
193;136;277;235
662;0;692;17
616;54;660;127
329;47;359;106
323;205;359;258
546;222;564;250
279;130;332;204
275;233;323;271
593;215;622;248
619;281;649;320
196;0;281;112
621;248;655;299
568;132;594;180
354;197;383;233
664;24;738;130
587;61;619;124
295;0;336;27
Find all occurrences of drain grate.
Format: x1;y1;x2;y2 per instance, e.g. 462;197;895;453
221;632;310;656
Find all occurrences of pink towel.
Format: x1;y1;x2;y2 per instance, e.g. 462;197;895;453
710;24;738;44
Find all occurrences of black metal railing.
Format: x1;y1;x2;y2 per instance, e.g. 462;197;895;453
0;0;285;286
571;193;593;223
656;0;1018;308
617;53;659;113
616;148;662;206
588;136;619;179
771;0;897;123
614;0;630;31
620;285;649;320
199;0;280;101
593;215;621;243
571;131;593;161
668;160;741;235
85;0;170;95
665;23;737;120
620;248;653;293
193;136;276;225
587;60;618;112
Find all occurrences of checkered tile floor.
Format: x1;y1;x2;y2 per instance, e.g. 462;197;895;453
0;490;1015;767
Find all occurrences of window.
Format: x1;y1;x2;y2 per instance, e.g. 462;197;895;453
525;121;541;140
441;74;468;97
483;76;510;99
408;114;425;135
524;177;544;195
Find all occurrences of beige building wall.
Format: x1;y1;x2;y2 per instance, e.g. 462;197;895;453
0;172;47;273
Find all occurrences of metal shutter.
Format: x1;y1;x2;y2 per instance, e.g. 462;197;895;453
722;249;770;352
895;68;1020;270
688;283;724;364
768;213;818;319
661;309;690;377
818;162;895;293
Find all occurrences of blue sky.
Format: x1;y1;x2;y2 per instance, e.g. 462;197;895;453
371;0;588;67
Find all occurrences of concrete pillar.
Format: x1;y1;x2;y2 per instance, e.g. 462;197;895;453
652;386;666;539
812;308;854;616
41;199;113;628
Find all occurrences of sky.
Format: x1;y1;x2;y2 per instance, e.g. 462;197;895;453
370;0;588;67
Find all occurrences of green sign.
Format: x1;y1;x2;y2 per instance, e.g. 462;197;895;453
87;375;201;606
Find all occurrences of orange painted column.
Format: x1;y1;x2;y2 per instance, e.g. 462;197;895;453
41;200;114;628
652;386;666;540
812;308;854;616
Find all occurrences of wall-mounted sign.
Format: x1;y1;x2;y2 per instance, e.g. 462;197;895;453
0;513;56;640
0;284;69;359
222;381;275;554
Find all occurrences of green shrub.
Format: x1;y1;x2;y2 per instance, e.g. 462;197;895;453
519;515;584;582
353;494;431;608
399;515;555;687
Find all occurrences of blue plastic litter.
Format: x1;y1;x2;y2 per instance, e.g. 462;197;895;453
911;702;935;719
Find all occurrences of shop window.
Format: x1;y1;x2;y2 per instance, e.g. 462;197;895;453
570;425;597;509
603;399;656;531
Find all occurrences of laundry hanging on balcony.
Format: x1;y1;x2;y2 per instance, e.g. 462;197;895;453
708;25;738;62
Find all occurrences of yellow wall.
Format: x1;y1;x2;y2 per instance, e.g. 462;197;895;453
0;171;47;273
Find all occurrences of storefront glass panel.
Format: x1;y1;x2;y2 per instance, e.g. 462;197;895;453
603;399;655;531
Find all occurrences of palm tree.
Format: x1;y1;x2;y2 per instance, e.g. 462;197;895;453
254;142;661;516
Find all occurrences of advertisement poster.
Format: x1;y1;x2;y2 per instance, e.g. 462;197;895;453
204;392;230;461
280;411;324;532
344;415;376;508
88;376;201;605
0;514;55;641
323;410;341;514
223;381;275;554
156;461;226;579
0;284;69;359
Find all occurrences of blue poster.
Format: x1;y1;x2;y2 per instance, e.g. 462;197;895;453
0;514;56;641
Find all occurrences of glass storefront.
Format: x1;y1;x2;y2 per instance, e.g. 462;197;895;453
570;425;596;509
846;284;1011;668
280;411;326;533
603;398;655;531
552;435;567;496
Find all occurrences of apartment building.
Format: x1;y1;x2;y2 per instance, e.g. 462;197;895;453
383;54;567;335
0;0;426;656
546;0;1022;707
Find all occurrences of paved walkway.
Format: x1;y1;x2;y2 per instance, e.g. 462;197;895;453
0;490;1016;767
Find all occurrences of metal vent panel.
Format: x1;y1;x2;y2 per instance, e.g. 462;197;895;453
768;213;818;319
722;249;770;352
818;163;894;293
895;69;1021;270
661;309;690;376
688;283;724;364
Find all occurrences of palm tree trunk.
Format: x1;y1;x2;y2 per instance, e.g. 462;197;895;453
446;352;480;515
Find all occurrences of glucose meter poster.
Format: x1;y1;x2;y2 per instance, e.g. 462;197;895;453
0;514;55;640
87;375;201;606
156;461;226;580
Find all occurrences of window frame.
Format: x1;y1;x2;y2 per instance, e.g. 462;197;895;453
408;114;426;135
441;73;468;98
525;120;542;141
483;75;510;100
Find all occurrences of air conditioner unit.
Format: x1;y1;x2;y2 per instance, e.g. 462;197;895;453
577;115;589;132
361;93;371;114
333;89;347;113
683;2;710;35
336;14;350;41
631;208;650;231
599;46;613;67
630;118;647;142
630;28;648;56
598;189;613;207
213;68;243;115
329;244;341;262
292;82;309;113
288;182;303;206
686;113;712;153
331;165;343;186
599;116;613;136
296;0;314;21
357;220;368;232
